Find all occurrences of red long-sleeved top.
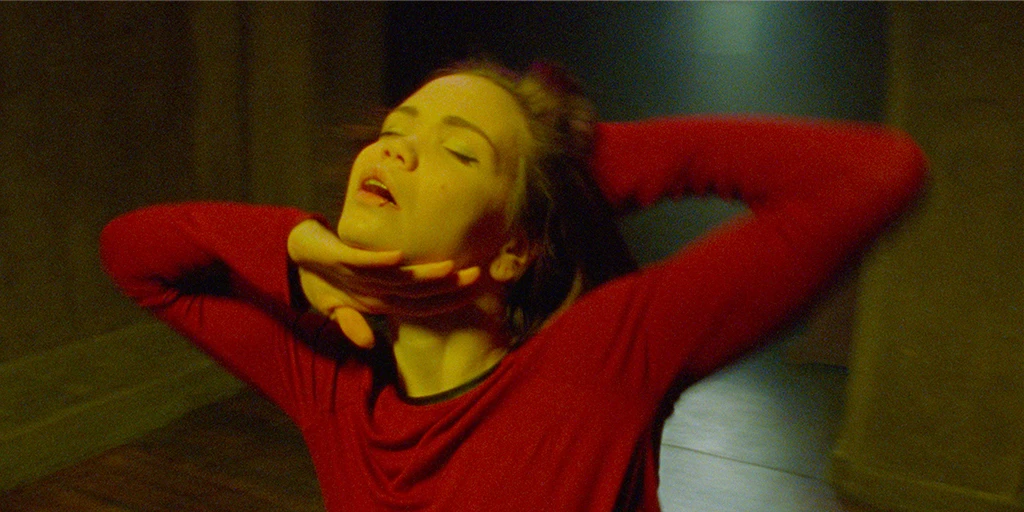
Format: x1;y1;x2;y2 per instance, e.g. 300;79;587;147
100;117;926;511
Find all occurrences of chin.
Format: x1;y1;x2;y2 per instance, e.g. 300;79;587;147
335;222;398;253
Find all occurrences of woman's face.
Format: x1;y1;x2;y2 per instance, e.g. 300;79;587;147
337;74;530;267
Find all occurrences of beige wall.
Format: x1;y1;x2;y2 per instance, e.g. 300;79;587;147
0;2;384;489
831;4;1024;511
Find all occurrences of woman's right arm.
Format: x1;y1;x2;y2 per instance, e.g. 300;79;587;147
100;202;480;397
101;202;314;317
100;202;332;417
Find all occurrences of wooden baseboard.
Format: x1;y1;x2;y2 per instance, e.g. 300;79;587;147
0;322;244;491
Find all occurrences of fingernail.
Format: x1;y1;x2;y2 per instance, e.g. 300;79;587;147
459;266;481;285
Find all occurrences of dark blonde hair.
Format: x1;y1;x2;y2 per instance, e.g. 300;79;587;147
430;60;637;344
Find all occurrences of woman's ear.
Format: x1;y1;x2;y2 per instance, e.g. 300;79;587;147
489;232;536;283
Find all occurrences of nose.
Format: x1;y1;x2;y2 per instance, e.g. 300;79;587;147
380;136;417;171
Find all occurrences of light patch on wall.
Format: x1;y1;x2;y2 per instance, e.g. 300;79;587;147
687;2;761;56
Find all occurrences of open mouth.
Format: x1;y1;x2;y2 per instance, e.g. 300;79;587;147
360;177;397;206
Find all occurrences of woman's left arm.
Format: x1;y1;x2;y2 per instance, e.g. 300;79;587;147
584;116;927;387
591;116;927;244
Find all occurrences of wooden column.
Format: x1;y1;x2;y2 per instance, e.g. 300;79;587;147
830;4;1024;511
245;3;315;210
190;2;248;202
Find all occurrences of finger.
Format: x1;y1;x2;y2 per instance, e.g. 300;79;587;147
333;307;376;348
335;246;403;268
348;260;455;283
455;266;481;287
352;264;479;288
380;287;478;317
344;266;482;299
397;260;455;280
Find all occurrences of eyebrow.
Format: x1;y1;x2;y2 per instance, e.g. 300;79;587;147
390;105;497;154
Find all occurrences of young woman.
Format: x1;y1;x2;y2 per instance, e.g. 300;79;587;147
101;61;926;511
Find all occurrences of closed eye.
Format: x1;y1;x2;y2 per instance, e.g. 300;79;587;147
447;149;478;165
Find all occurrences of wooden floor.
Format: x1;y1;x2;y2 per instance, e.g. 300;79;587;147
1;390;324;512
2;343;878;512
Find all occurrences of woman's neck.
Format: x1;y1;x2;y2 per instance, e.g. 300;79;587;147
389;297;509;399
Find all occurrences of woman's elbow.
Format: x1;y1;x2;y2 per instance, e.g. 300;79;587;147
877;128;930;208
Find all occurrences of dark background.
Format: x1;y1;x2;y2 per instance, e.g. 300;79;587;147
382;2;887;121
371;2;887;262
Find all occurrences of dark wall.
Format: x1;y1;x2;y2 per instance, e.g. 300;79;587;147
0;3;198;361
0;3;389;488
383;2;888;263
0;2;385;363
385;2;886;120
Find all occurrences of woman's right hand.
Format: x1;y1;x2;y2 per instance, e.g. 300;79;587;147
287;219;481;348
